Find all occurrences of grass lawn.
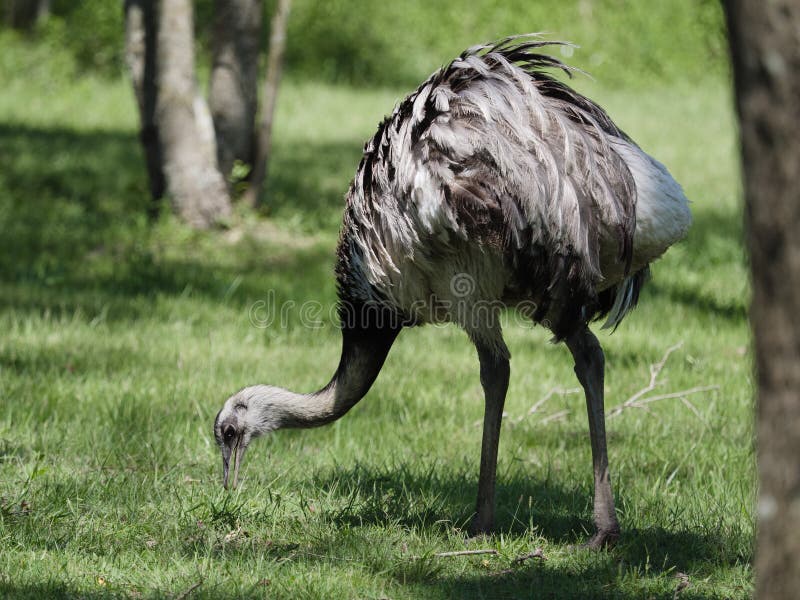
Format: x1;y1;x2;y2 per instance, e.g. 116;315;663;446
0;57;753;598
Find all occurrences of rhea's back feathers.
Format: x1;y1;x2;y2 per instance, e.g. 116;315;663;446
335;36;691;341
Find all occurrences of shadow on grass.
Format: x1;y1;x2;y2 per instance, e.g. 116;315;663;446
0;122;363;324
0;575;644;600
307;466;747;598
162;462;745;598
0;122;746;329
310;464;747;565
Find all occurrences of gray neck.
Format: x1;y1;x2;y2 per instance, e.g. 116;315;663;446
249;324;401;430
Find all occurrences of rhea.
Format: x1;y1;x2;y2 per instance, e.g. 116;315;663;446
213;36;691;548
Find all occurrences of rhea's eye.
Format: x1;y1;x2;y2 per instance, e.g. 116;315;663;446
223;425;236;442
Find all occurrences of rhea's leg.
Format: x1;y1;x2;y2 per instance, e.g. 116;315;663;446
565;326;620;549
470;342;511;536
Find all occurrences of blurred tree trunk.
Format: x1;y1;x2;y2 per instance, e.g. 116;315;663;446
724;2;800;598
124;0;165;215
35;0;49;23
4;0;49;28
155;0;231;228
242;0;291;208
209;0;263;182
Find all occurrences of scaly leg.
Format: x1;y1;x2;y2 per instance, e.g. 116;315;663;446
470;342;510;536
565;326;620;549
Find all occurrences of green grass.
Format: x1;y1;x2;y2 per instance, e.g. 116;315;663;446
27;1;726;88
0;50;752;599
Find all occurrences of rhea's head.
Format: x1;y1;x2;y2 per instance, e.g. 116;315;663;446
213;385;285;489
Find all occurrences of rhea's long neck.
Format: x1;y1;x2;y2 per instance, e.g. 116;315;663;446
252;320;402;430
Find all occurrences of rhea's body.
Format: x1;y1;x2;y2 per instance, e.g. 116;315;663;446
336;40;690;345
214;37;691;546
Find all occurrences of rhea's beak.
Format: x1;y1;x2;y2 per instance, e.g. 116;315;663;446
222;437;246;490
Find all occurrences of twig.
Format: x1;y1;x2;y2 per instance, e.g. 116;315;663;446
507;387;581;425
626;342;684;405
680;396;712;430
487;548;546;577
607;342;718;418
434;549;498;558
528;387;581;416
673;571;691;598
633;386;719;406
513;548;546;564
609;385;719;418
173;579;203;600
680;397;704;422
539;409;570;425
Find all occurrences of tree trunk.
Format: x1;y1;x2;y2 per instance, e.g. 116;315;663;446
242;0;291;209
156;0;231;228
4;0;46;29
724;2;800;598
209;0;263;182
35;0;50;24
124;0;165;215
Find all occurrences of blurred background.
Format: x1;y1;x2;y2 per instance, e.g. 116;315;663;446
0;0;729;287
2;1;726;85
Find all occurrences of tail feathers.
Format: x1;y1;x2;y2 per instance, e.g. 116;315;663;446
601;267;650;331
